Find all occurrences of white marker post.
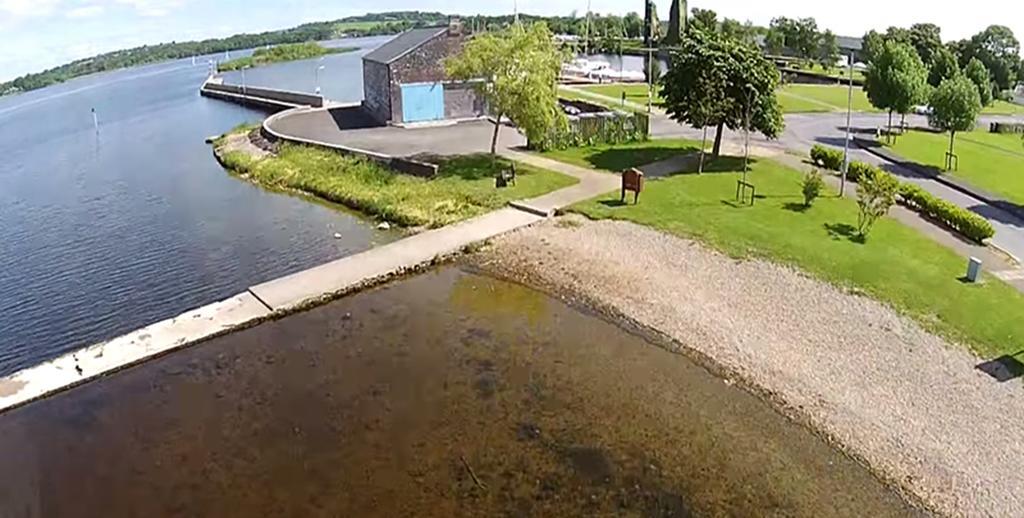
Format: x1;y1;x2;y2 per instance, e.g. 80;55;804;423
91;108;98;132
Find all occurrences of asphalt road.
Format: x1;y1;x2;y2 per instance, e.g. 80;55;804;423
652;112;1024;262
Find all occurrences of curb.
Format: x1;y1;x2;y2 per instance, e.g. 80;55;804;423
853;136;1024;222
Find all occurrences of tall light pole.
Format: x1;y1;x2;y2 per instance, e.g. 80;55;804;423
315;64;325;95
241;65;249;108
841;51;854;197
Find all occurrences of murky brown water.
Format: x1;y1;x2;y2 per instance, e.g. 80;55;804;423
0;268;921;517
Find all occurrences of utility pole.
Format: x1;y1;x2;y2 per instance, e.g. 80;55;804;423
841;51;854;196
584;0;592;55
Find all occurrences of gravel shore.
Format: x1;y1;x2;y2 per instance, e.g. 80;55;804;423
476;215;1024;518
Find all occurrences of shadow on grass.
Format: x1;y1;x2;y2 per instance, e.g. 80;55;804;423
976;350;1024;382
433;153;513;181
782;202;810;213
824;222;866;244
661;155;760;177
585;145;701;171
598;199;628;208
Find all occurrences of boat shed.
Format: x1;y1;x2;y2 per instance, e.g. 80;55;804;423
361;22;485;125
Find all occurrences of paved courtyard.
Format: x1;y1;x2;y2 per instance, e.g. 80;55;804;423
267;106;525;157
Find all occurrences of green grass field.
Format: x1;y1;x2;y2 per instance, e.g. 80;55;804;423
887;130;1024;205
565;152;1024;357
981;100;1024;115
580;83;661;106
541;138;702;171
218;143;576;228
777;84;879;113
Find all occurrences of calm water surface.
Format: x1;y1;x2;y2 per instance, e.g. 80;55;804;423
0;268;920;517
0;36;393;376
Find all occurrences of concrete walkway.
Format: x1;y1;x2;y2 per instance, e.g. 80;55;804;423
0;145;620;415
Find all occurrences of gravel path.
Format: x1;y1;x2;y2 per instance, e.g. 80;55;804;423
476;215;1024;518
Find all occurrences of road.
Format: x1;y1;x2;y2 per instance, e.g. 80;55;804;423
651;112;1024;263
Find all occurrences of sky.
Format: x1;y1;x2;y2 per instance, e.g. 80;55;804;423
2;0;1024;82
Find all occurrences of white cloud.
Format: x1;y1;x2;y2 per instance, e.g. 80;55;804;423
114;0;185;17
66;4;104;17
0;0;61;17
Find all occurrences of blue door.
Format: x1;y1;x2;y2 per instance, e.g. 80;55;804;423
401;82;445;123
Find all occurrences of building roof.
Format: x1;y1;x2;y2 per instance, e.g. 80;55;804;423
362;27;449;65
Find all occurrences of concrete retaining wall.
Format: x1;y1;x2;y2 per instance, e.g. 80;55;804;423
262;107;438;178
201;81;324;108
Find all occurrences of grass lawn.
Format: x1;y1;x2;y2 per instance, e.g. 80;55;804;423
886;129;1024;205
777;84;878;113
981;100;1024;115
218;143;577;228
580;83;661;106
570;155;1024;357
784;63;866;82
541;138;702;171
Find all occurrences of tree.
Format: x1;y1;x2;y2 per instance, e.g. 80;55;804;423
817;30;840;70
445;22;566;154
765;27;786;55
689;8;717;34
856;169;900;239
766;17;819;63
928;46;961;87
862;30;885;63
661;30;784;160
623;12;644;39
909;23;943;64
963;25;1020;92
963;57;994;106
928;76;982;170
721;18;756;45
864;40;928;142
665;0;687;45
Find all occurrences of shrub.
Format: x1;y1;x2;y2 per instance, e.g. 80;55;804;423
802;169;825;206
898;183;995;242
857;169;900;238
845;160;877;183
809;144;844;170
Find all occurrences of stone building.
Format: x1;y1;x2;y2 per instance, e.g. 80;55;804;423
361;22;485;125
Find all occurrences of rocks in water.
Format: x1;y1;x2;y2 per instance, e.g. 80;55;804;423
377;221;391;231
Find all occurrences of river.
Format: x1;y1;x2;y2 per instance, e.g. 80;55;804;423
0;36;395;377
0;267;920;516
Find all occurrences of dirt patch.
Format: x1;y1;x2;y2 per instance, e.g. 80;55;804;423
0;379;26;398
475;214;1024;517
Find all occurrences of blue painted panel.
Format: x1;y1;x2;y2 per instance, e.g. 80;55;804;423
401;82;444;122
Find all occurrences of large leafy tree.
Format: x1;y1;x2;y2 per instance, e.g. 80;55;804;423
909;23;943;65
661;30;783;159
928;46;961;87
928;76;982;170
963;57;994;106
864;40;929;141
622;12;644;39
861;30;885;63
818;30;840;70
962;25;1021;92
688;8;717;34
445;22;566;154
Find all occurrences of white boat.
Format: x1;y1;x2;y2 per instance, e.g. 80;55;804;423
561;58;646;82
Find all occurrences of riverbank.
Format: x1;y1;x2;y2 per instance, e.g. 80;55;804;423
217;42;357;72
213;128;577;228
475;214;1024;517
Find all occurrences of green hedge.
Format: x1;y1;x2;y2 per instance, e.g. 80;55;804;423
898;184;996;242
810;144;844;170
808;147;994;242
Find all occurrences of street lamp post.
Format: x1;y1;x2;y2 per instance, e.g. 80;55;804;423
315;64;325;95
241;66;249;108
841;51;854;197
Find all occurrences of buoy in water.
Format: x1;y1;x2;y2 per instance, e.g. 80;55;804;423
333;232;342;239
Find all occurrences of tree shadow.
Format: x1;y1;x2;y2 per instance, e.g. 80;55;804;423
433;153;514;181
782;202;810;213
662;155;757;176
976;350;1024;382
823;222;866;244
968;201;1024;229
585;145;701;171
598;199;628;208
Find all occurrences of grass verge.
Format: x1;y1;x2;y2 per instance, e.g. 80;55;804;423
218;142;577;228
568;153;1024;358
886;129;1024;206
218;42;357;72
541;138;702;171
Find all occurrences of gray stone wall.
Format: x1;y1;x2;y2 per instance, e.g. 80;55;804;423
443;82;484;120
361;60;391;124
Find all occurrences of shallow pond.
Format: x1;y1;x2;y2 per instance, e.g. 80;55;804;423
0;267;921;517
